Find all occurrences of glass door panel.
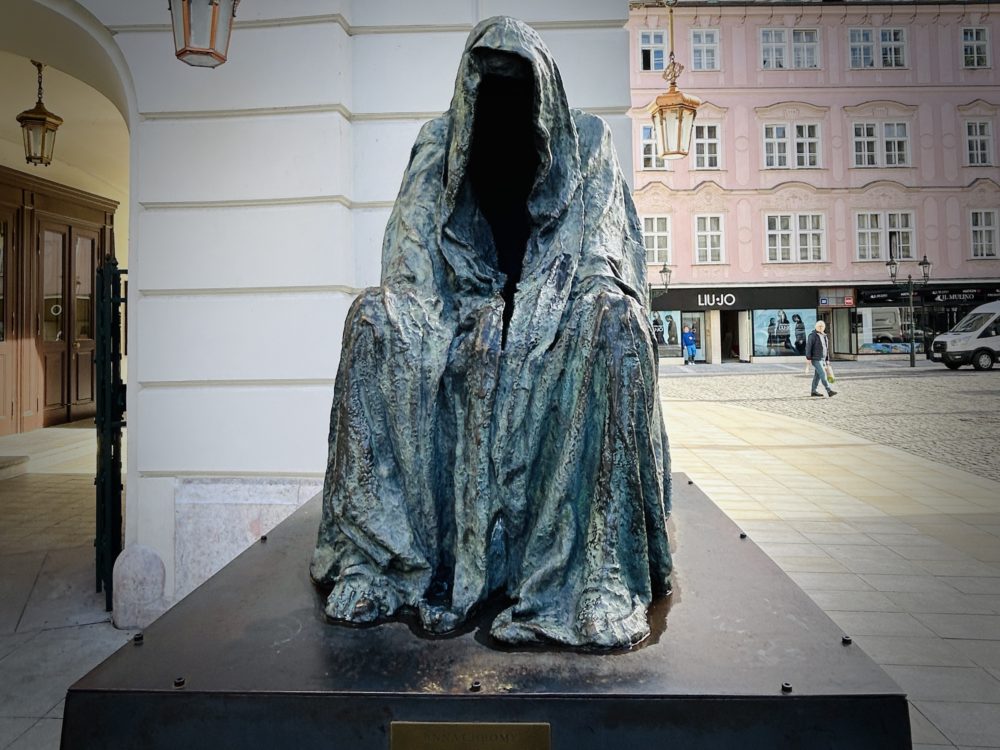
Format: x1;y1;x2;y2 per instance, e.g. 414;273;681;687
682;311;706;361
43;230;65;343
74;235;94;340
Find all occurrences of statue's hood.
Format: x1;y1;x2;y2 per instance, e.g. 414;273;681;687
444;16;581;226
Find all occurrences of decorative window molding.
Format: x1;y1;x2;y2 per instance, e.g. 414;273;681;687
962;27;990;69
642;215;671;264
971;209;997;258
754;101;830;121
694;214;725;264
639;30;666;71
765;213;825;262
691;28;720;71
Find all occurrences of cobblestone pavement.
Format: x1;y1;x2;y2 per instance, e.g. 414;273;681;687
661;363;1000;483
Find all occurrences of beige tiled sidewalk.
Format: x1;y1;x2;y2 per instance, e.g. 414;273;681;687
667;397;1000;750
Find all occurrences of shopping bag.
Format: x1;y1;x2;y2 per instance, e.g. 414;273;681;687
824;363;836;384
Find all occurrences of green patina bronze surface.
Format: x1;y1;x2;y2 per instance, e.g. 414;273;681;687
311;16;672;649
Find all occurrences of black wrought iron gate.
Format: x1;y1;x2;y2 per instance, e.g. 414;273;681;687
95;254;126;612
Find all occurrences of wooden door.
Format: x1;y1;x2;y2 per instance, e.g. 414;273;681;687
69;229;97;421
39;222;69;426
0;208;15;436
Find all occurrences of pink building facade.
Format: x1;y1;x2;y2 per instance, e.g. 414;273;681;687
629;1;1000;363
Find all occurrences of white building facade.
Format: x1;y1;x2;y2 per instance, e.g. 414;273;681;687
1;0;635;625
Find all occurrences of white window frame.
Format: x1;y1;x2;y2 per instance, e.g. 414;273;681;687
694;215;725;264
883;122;910;167
765;213;825;262
791;28;820;69
852;121;911;168
849;28;875;68
639;30;666;72
760;28;787;69
965;120;994;166
855;210;916;261
962;27;991;69
880;28;907;68
971;209;997;258
640;124;667;170
762;122;821;169
795;123;820;167
642;215;671;264
763;124;789;168
691;28;720;71
693;123;720;169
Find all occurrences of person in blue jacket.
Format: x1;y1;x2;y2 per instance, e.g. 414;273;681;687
682;325;697;365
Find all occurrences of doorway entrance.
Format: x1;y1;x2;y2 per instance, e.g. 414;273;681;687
0;166;116;433
681;311;706;362
720;309;741;361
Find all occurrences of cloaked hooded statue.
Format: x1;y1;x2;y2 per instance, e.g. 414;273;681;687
311;16;672;649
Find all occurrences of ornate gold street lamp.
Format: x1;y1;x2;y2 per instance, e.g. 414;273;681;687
168;0;240;67
16;61;63;167
645;0;702;159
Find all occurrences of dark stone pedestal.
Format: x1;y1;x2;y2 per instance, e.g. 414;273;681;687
62;475;911;749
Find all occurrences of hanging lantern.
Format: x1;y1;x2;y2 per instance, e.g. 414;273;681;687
16;61;63;167
645;1;702;159
168;0;240;68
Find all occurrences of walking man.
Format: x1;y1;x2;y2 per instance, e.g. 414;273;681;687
805;320;837;397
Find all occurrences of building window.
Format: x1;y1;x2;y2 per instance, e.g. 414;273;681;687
641;125;666;170
887;212;914;259
693;124;720;169
966;121;994;166
963;27;990;69
643;216;671;263
694;215;724;263
763;124;789;168
640;30;666;71
792;29;820;69
766;213;824;262
761;28;787;69
856;211;915;260
880;29;906;68
762;28;821;69
849;28;875;68
971;210;997;258
853;123;878;166
883;122;909;166
795;124;820;167
850;28;907;68
763;123;821;169
856;213;882;260
853;121;910;167
691;29;720;70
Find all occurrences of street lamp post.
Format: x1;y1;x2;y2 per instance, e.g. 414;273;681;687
886;252;932;368
648;262;672;312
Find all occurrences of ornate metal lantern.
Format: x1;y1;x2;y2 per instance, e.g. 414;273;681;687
645;0;702;159
168;0;240;68
16;61;63;167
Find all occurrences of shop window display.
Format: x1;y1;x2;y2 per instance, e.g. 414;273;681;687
650;310;682;358
753;308;816;356
856;306;923;353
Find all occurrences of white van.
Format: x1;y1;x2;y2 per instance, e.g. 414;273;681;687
929;301;1000;370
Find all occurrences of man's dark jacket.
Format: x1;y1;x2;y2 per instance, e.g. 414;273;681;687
805;330;829;361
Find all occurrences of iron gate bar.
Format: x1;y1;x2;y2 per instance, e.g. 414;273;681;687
95;253;126;612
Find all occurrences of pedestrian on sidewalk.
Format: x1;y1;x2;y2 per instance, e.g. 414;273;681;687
805;320;837;397
682;325;697;365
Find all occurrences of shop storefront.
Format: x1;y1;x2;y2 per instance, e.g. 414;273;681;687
850;284;1000;357
652;286;818;363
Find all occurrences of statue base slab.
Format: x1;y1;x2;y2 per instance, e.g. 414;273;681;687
63;475;910;749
